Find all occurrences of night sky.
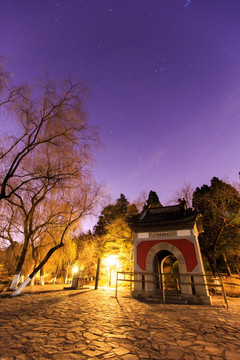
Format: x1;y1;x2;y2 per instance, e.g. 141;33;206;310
1;0;240;210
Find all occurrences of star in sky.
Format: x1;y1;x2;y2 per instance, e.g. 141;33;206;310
0;0;239;212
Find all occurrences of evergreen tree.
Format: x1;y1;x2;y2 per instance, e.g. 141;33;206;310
94;194;137;235
93;194;138;271
115;194;129;216
146;190;162;207
193;177;240;275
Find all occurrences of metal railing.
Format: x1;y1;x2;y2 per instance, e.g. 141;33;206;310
115;271;229;308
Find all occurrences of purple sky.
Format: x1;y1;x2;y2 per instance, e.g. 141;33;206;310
1;0;240;209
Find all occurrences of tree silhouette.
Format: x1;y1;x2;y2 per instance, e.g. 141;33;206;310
146;190;162;207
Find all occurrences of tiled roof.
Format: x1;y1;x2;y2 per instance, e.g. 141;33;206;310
128;204;197;229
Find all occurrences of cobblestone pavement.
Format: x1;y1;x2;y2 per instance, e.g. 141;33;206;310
0;286;240;360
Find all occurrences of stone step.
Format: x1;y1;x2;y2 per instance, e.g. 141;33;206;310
145;298;188;304
144;292;188;304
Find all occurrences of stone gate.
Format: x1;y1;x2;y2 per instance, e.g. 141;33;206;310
129;202;211;305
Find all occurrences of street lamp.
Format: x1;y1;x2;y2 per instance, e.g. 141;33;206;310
72;265;79;275
104;255;119;286
71;265;84;289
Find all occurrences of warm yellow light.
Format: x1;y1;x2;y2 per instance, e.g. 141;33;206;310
104;255;119;267
72;266;79;274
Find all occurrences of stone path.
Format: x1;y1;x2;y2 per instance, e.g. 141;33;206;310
0;286;240;360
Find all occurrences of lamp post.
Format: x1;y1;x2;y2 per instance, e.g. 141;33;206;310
71;265;84;289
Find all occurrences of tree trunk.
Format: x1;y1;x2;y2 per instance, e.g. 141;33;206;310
9;239;29;290
222;252;232;276
40;267;44;285
11;243;64;296
95;258;101;290
233;259;240;276
65;265;69;284
213;255;217;276
205;252;216;277
15;239;29;274
9;274;20;290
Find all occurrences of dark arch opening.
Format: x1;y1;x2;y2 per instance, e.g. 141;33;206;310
153;250;179;291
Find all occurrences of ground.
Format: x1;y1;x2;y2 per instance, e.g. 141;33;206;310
0;285;240;360
222;275;240;298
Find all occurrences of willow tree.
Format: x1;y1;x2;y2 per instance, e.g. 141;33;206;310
0;60;98;200
12;181;101;296
0;60;101;291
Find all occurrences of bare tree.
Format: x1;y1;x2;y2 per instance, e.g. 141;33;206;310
0;60;98;201
134;190;148;212
168;181;194;208
1;154;102;290
0;201;21;272
5;178;62;289
0;61;102;291
11;182;101;296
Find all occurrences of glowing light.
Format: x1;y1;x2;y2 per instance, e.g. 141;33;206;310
72;266;79;274
102;255;120;287
103;255;119;267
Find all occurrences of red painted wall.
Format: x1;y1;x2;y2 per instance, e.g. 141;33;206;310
137;239;198;272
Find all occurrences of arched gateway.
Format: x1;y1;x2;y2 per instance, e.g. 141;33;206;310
129;202;211;305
